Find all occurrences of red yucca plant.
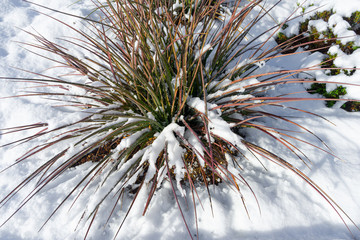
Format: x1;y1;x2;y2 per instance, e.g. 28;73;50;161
0;0;359;239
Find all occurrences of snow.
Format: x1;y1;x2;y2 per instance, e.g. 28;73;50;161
141;122;186;193
1;0;360;240
195;44;213;60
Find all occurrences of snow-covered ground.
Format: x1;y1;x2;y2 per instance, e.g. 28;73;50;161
1;0;360;239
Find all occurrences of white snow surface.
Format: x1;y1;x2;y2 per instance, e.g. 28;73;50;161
0;0;360;240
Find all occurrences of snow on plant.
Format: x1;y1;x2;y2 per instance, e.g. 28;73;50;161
0;0;359;239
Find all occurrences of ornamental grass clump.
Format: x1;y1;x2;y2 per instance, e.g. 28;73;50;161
1;0;359;239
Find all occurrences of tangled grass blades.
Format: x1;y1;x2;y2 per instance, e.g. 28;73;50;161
0;0;359;239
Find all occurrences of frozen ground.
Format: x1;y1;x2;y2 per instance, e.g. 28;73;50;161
1;0;360;239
